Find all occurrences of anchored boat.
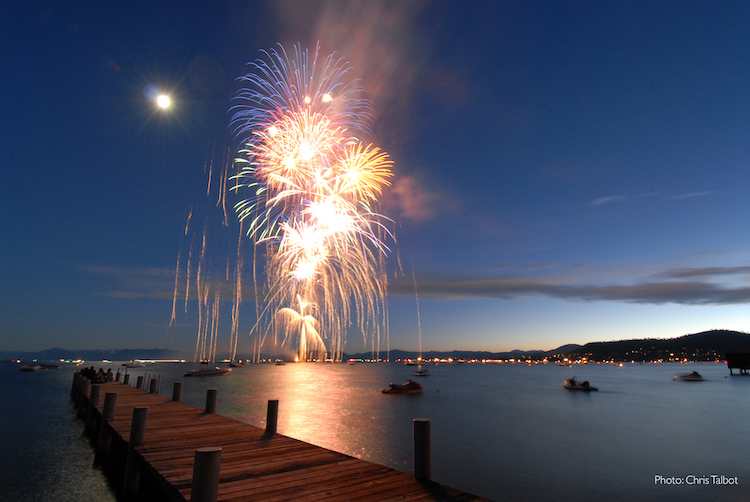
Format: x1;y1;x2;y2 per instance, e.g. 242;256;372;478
674;371;703;381
184;367;232;377
563;377;598;391
381;379;423;394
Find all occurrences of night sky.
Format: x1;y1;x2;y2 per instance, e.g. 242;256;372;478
3;1;749;356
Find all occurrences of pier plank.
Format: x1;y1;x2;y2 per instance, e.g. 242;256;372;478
90;381;489;501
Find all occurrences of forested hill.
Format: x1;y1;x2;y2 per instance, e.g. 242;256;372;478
567;329;750;362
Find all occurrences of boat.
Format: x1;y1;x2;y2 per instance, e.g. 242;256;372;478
184;367;232;377
413;369;430;377
381;379;423;394
20;364;41;372
563;377;598;391
674;371;703;381
275;359;286;366
228;361;244;367
122;361;145;368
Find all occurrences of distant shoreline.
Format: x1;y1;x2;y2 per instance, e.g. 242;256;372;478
3;329;748;364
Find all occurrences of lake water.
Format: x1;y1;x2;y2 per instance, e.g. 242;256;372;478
3;359;750;501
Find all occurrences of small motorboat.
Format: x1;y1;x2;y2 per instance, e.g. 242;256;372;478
20;364;42;372
563;377;598;391
381;379;423;394
184;367;232;377
228;361;244;367
413;369;430;377
275;359;286;365
122;361;145;368
674;371;703;381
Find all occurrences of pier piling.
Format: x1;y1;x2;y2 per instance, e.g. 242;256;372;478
414;418;432;480
190;447;222;502
84;383;102;434
172;381;183;402
95;391;119;463
122;406;148;497
102;391;118;421
149;378;158;394
266;399;279;435
71;372;80;399
205;388;218;414
77;378;91;417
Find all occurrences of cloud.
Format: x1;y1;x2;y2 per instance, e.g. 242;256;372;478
81;263;262;302
664;191;717;200
387;175;438;223
588;191;717;207
96;291;176;300
389;265;750;306
270;1;427;136
78;264;174;279
651;266;750;280
587;195;627;206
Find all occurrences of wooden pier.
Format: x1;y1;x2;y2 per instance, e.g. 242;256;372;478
726;353;750;375
74;377;490;501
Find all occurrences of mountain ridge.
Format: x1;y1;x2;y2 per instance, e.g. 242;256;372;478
2;330;747;362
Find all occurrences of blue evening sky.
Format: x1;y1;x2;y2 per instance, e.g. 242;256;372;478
2;1;749;356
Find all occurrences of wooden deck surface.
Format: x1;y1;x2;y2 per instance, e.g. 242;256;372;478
92;381;490;501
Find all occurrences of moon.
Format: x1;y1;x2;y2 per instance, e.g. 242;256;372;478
156;94;171;109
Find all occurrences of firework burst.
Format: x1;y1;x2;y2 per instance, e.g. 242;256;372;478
231;43;393;361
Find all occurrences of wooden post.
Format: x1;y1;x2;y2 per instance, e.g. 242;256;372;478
84;383;102;434
123;373;130;385
71;372;80;399
115;369;121;382
123;407;148;497
190;447;222;502
95;391;119;464
172;381;183;402
413;418;432;480
77;378;91;417
102;391;118;421
266;400;279;435
129;407;148;447
136;375;144;390
205;389;218;414
149;378;158;394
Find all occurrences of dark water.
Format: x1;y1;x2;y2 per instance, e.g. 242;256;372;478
3;360;750;501
0;362;116;502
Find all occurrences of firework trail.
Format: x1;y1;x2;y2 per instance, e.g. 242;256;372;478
231;43;394;361
170;144;247;363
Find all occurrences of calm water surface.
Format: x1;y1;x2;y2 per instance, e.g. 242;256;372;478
0;362;116;502
3;360;750;501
